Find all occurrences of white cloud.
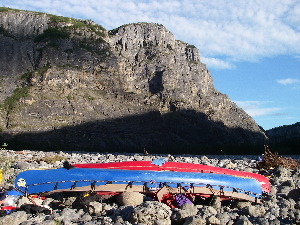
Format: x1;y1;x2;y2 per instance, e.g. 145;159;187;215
276;78;300;85
1;0;300;69
201;57;234;70
235;101;281;117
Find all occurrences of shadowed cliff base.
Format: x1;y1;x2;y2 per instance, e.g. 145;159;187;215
266;122;300;155
1;110;267;155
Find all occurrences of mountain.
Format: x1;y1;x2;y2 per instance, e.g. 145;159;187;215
266;122;300;154
0;8;267;154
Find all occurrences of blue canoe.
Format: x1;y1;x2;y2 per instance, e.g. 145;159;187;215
14;167;262;197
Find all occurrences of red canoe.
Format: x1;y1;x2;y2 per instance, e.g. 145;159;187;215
73;160;270;193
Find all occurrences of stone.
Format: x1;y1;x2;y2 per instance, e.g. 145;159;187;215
206;215;221;224
13;161;32;170
117;192;144;206
287;188;300;201
80;213;93;222
39;221;58;225
17;196;44;207
243;205;266;217
273;167;290;177
130;201;171;225
236;201;251;210
235;215;253;225
58;208;80;223
183;216;206;225
88;201;103;216
0;211;28;225
171;203;198;224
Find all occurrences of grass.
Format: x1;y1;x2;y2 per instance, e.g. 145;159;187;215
4;86;30;112
187;44;196;48
0;7;20;12
83;93;95;101
20;66;50;81
49;14;106;37
108;22;163;35
34;28;69;42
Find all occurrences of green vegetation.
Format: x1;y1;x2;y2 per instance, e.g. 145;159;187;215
34;28;69;42
49;15;72;23
187;44;196;48
0;27;8;35
188;60;198;64
82;93;95;101
49;14;106;37
20;71;33;81
109;22;164;35
20;65;50;81
4;86;30;112
0;26;14;38
0;7;13;12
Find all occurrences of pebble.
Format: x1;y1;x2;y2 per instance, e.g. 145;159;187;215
0;150;299;224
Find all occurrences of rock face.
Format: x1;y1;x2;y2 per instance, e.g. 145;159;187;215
266;122;300;154
0;8;267;154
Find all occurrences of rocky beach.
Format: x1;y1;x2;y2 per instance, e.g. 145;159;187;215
0;149;299;225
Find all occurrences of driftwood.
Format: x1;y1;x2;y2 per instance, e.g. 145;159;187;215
258;146;300;170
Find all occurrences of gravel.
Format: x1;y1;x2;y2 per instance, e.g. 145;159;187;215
0;149;299;224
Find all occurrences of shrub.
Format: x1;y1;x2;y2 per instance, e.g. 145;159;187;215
4;86;30;112
34;28;69;42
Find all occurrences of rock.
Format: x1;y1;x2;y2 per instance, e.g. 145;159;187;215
117;192;144;206
58;208;80;223
39;221;58;225
266;122;300;154
88;201;102;215
2;150;300;225
234;215;253;225
207;206;218;215
216;212;231;224
273;166;290;177
183;215;206;225
171;203;198;224
287;188;300;201
0;9;267;154
13;161;32;170
17;196;44;207
130;201;171;225
0;211;28;225
206;215;221;224
236;202;251;210
281;180;294;187
243;205;266;217
80;213;93;222
269;218;281;225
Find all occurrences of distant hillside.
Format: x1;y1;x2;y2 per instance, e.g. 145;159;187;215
266;122;300;154
0;8;267;154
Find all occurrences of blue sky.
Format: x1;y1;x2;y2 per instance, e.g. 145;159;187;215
1;0;300;130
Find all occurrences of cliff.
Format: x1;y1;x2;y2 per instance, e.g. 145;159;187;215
266;123;300;154
0;8;267;154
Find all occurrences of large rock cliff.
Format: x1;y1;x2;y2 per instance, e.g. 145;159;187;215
0;8;267;154
266;123;300;154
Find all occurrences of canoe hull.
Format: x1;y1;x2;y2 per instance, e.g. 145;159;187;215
14;167;262;198
73;161;270;193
